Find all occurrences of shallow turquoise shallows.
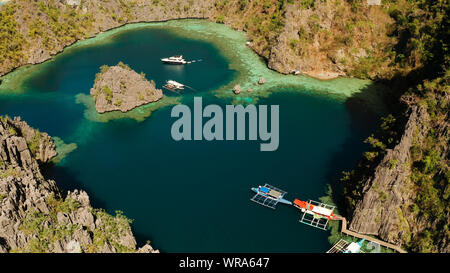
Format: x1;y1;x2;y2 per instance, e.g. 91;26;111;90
0;22;380;252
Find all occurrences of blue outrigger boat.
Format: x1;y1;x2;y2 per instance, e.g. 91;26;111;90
250;184;292;209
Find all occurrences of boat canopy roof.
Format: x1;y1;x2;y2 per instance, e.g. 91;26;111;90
167;80;184;86
268;190;282;198
259;186;282;198
312;206;333;216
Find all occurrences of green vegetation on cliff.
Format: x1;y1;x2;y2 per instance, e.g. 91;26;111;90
0;3;27;68
14;195;137;253
17;195;80;253
2;0;444;80
90;209;135;253
32;1;95;51
386;0;448;76
214;0;286;59
341;0;449;252
406;72;449;252
341;113;403;210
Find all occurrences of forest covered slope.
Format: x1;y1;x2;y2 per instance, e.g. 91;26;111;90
0;0;442;80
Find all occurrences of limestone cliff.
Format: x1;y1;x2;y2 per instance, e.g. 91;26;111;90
349;106;429;243
90;63;163;114
0;116;158;253
348;101;449;252
3;117;57;164
0;0;402;80
268;0;394;79
0;0;216;77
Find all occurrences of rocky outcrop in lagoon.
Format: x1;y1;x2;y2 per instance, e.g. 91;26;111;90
90;63;163;114
0;116;158;253
233;84;241;95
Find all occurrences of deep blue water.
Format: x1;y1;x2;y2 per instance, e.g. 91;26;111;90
0;26;378;252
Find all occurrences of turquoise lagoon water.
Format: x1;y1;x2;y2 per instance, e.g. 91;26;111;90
0;21;380;252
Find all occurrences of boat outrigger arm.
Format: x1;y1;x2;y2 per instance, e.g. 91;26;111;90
250;184;292;209
293;199;336;230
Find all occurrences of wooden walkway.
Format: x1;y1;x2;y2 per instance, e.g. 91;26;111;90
334;215;407;253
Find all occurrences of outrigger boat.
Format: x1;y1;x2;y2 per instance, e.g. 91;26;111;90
293;199;337;220
161;55;187;64
163;80;185;92
250;184;292;209
251;186;292;205
293;198;336;230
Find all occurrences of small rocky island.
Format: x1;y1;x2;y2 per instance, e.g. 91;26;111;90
90;62;163;113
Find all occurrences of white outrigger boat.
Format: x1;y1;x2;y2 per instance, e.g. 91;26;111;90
160;55;187;64
163;80;185;92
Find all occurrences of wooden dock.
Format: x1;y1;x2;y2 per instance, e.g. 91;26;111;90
334;215;407;253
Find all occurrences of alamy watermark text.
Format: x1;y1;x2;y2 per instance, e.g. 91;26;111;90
170;97;279;151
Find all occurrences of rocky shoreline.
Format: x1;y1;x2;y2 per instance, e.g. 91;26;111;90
0;116;158;253
0;0;362;79
0;0;214;77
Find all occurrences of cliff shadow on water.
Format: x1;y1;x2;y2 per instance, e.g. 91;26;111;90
41;164;110;211
323;81;391;217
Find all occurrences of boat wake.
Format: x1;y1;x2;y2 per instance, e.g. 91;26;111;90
187;59;202;64
183;85;197;91
161;55;202;65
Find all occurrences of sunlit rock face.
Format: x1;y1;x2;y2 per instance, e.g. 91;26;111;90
366;0;381;6
61;0;80;6
90;63;163;114
0;116;158;253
